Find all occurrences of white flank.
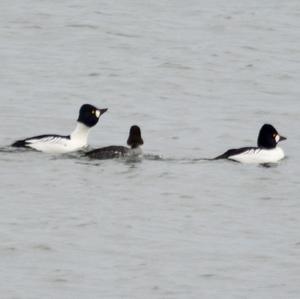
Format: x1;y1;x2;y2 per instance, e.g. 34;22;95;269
230;147;285;164
26;122;90;154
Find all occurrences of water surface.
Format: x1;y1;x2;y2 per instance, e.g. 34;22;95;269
1;0;300;298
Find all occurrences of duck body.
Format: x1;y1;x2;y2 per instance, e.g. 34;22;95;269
215;146;285;164
86;145;129;159
12;104;107;154
86;125;143;160
214;124;286;164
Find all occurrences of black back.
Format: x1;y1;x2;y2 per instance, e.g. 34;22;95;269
127;125;143;149
85;146;128;159
214;147;257;160
12;139;28;147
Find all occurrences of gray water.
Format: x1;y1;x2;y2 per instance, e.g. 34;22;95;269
1;1;300;298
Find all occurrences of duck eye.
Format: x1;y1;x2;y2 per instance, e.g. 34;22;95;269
273;133;276;138
92;110;95;114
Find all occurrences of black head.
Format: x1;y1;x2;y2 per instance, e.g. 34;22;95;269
127;125;144;149
77;104;107;127
257;124;286;149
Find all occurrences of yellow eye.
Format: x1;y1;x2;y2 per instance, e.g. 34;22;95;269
273;133;276;138
92;110;95;114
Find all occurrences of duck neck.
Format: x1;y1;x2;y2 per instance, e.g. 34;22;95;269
130;145;143;155
130;144;140;149
71;122;90;145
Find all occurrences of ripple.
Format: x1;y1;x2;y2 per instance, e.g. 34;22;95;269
66;24;99;29
32;244;52;251
180;194;194;199
88;73;100;77
1;246;17;252
200;273;215;278
143;154;164;161
158;62;193;70
76;221;97;228
0;146;26;153
52;278;68;283
260;196;272;201
105;31;141;38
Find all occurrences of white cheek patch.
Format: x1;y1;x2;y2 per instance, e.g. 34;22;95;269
275;135;280;143
95;110;100;118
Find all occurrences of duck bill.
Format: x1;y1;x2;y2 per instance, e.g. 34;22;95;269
279;135;287;142
96;108;108;118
